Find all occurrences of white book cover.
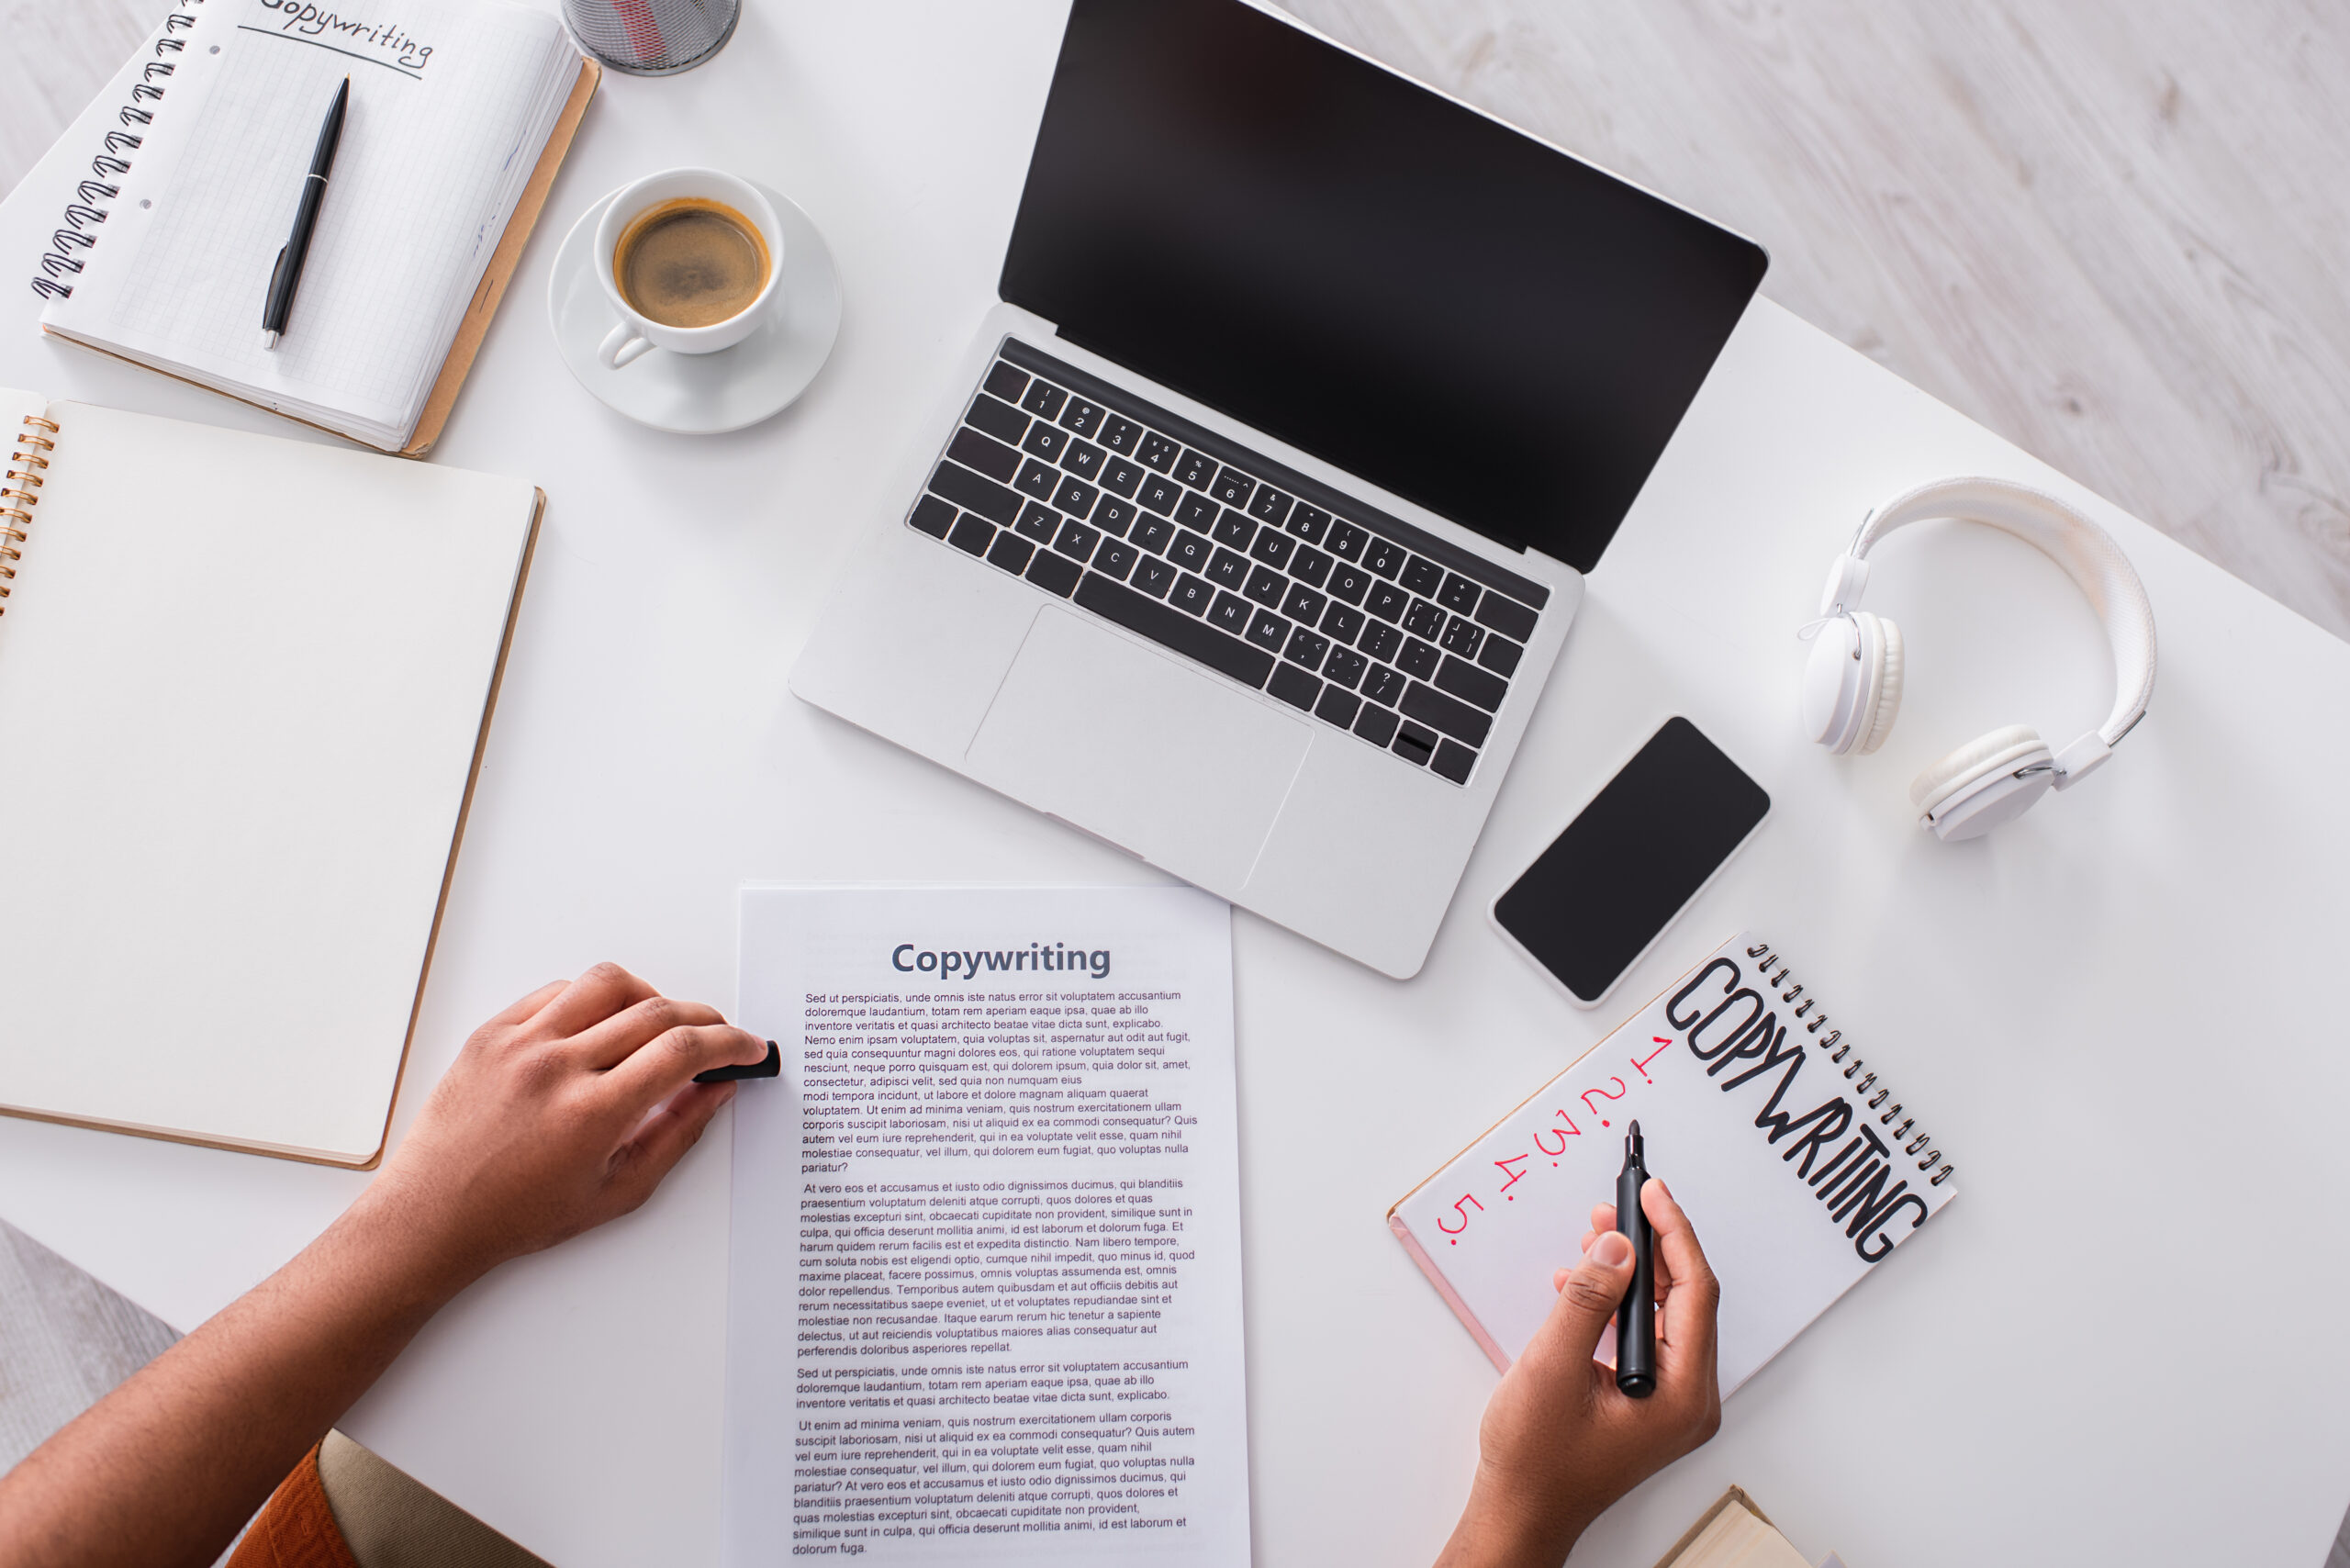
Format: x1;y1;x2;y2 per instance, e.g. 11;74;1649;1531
1390;932;1957;1394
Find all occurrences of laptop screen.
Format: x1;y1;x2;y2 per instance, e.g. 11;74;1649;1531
1000;0;1767;571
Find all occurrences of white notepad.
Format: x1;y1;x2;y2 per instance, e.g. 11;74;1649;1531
36;0;582;452
0;389;539;1165
1390;933;1957;1394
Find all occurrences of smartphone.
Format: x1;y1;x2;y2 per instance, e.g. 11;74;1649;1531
1490;717;1770;1008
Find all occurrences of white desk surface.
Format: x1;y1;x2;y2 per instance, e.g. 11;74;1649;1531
6;6;2350;1565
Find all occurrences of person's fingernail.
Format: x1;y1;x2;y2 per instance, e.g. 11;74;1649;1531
1593;1230;1632;1267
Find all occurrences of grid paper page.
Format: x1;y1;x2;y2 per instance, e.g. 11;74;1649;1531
91;0;565;431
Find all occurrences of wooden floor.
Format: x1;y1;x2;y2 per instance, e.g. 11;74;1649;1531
6;0;2349;635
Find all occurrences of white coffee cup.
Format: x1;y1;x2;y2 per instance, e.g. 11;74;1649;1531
595;168;784;370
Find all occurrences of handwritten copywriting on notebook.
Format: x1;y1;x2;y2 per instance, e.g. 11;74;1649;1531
1391;934;1957;1394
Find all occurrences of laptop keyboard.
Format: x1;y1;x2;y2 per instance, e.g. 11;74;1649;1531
904;340;1549;786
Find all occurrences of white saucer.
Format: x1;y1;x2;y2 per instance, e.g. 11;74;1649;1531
547;179;842;434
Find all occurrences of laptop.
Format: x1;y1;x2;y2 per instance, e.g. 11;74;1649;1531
791;0;1765;979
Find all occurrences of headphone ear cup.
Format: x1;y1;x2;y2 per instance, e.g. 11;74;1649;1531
1856;615;1904;756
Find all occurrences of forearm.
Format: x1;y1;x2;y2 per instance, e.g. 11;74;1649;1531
1434;1469;1592;1568
0;1189;480;1568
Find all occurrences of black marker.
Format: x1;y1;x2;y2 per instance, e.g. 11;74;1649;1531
694;1041;781;1083
1614;1120;1656;1398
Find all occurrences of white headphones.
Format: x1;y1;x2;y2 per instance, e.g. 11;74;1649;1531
1799;476;2156;841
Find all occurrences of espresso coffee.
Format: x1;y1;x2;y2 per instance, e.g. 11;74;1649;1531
614;198;769;330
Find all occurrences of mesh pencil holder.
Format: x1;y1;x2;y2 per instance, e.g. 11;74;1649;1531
561;0;740;76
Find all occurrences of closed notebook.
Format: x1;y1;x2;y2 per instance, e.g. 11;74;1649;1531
1390;933;1957;1394
33;0;595;454
0;389;539;1165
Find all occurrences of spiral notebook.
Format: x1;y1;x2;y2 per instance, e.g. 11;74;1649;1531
28;0;597;455
1390;933;1957;1394
0;390;541;1166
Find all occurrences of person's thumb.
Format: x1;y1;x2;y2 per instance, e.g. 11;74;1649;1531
1537;1228;1635;1367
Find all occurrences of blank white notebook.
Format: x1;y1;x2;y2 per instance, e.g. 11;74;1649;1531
1390;933;1957;1394
0;389;539;1165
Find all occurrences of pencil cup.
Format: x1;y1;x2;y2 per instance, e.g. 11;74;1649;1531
561;0;740;76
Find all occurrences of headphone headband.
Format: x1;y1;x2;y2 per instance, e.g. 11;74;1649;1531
1839;477;2156;766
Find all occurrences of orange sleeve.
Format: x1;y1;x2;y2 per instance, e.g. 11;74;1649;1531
225;1443;361;1568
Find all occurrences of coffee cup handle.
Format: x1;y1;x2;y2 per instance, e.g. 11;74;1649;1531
599;321;655;370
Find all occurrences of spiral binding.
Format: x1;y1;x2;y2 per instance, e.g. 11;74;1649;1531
1;414;60;618
30;0;207;302
1744;938;1955;1187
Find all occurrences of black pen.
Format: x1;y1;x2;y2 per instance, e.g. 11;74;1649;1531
1614;1120;1656;1398
694;1041;782;1083
261;75;349;350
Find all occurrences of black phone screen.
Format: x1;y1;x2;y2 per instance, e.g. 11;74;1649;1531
1494;718;1769;1003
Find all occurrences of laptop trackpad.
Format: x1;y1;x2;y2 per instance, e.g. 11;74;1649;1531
965;607;1310;890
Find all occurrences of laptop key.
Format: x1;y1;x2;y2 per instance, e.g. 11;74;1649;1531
1439;615;1483;657
1209;548;1251;589
1363;537;1407;579
1436;655;1507;712
1095;541;1140;582
1354;703;1400;746
1061;439;1105;479
1360;622;1404;664
1176;492;1219;531
988;532;1035;574
1026;548;1079;599
1056;519;1102;563
1101;455;1144;498
984;362;1029;403
1075;572;1274;689
1401;681;1493;748
1210;466;1258;509
1245;609;1291;652
1139;473;1184;514
1022;422;1070;463
1315;687;1361;729
1134;513;1176;554
1431;740;1477;785
1133;556;1178;598
1366;582;1411;623
1020;380;1068;420
1475;592;1539;643
1169;573;1214;615
1213;509;1256;550
1059;397;1104;437
1326;520;1369;561
1267;661;1321;711
931;461;1023;525
1362;663;1407;707
1209;590;1253;634
1094;498;1136;537
1284;627;1330;670
1169;530;1212;573
966;393;1028;445
1326;564;1371;606
910;495;957;538
1291;545;1332;588
1250;529;1294;570
1321;603;1365;645
1402;556;1444;598
1281;582;1327;624
1323;646;1369;689
948;514;994;556
1015;500;1060;543
1393;723;1438;767
1053;476;1100;518
1438;573;1482;614
1137;432;1180;473
1478;633;1524;678
1014;458;1061;502
1176;448;1216;488
1100;414;1142;454
1248;486;1294;528
1403;599;1447;640
1288;502;1332;544
1243;564;1287;607
1398;638;1441;680
948;426;1023;483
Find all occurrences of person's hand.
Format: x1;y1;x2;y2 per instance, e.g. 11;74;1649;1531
1435;1179;1722;1568
353;963;770;1294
